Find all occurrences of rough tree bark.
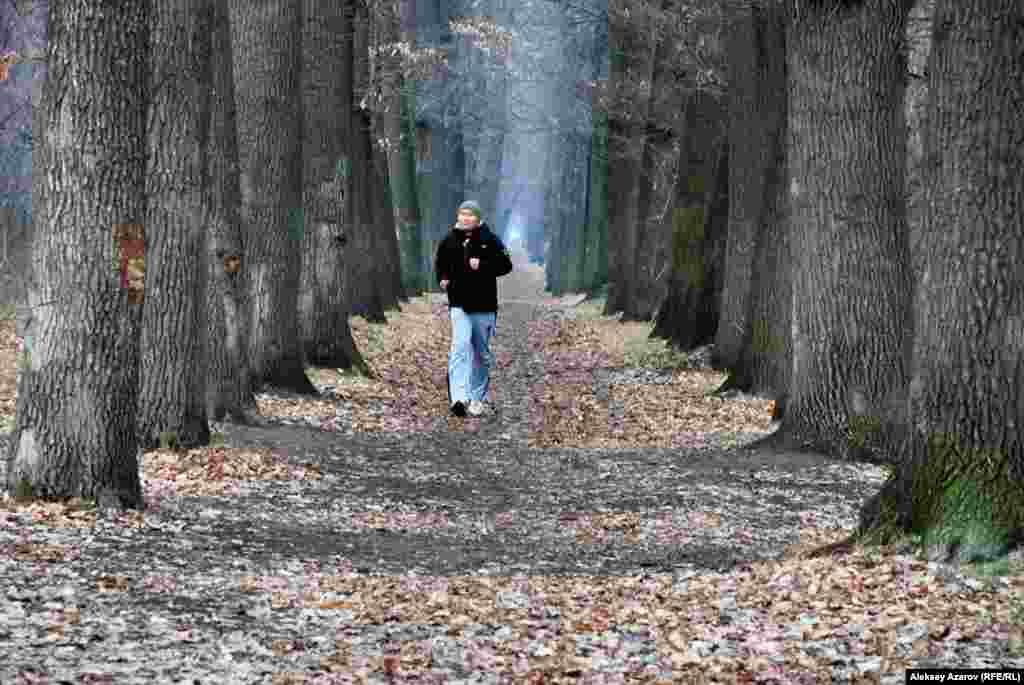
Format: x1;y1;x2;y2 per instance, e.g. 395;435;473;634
859;0;1024;563
717;2;791;412
356;0;401;313
713;4;762;369
603;0;655;317
582;112;609;293
229;0;316;394
775;0;914;460
374;139;404;309
345;3;387;323
136;0;213;450
627;0;673;322
6;0;148;508
387;0;426;297
650;92;727;351
205;0;256;424
299;0;365;370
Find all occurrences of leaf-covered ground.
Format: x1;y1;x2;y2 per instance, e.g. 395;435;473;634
1;258;1022;684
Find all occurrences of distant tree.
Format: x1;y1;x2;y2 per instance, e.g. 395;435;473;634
774;0;914;460
6;0;148;507
229;0;316;393
860;0;1024;562
136;0;213;450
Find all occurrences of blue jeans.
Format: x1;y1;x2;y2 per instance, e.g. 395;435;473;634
448;307;496;404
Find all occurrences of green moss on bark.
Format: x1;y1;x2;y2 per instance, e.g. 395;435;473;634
672;207;705;289
861;432;1024;562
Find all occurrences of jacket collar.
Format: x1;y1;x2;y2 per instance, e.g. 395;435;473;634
454;222;490;239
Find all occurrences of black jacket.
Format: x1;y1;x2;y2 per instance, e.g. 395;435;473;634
434;223;513;313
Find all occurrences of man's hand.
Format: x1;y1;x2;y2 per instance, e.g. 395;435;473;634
469;258;480;271
440;279;449;291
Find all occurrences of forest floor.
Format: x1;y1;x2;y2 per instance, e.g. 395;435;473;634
1;254;1023;684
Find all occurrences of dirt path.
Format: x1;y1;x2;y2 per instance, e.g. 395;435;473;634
204;257;888;577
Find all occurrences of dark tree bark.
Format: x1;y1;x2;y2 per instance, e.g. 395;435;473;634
904;0;936;284
136;0;213;450
229;0;316;394
6;0;148;508
384;0;425;297
583;112;609;293
348;109;388;322
713;4;762;369
775;0;914;460
345;3;386;323
626;0;674;322
373;140;404;310
650;92;727;351
204;0;257;424
716;2;791;411
356;0;400;313
299;0;365;370
859;0;1024;562
603;0;655;317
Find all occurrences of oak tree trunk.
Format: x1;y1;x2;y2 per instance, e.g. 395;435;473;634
205;0;257;424
650;92;727;351
778;0;914;460
627;0;673;322
299;0;364;370
583;112;609;293
713;4;763;369
373;140;404;310
859;0;1024;562
6;0;148;508
229;0;316;394
718;2;791;410
603;1;657;318
136;0;213;450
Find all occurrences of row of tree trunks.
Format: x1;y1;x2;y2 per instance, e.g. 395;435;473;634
6;0;149;505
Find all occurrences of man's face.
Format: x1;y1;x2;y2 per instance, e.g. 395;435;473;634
457;210;480;228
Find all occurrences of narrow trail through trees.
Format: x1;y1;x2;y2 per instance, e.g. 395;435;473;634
203;257;887;577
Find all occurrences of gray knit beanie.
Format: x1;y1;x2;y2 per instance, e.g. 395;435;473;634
457;200;482;219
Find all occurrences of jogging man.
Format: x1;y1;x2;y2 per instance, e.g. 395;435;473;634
435;200;514;417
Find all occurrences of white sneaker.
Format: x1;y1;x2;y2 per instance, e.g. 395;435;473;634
468;400;486;416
